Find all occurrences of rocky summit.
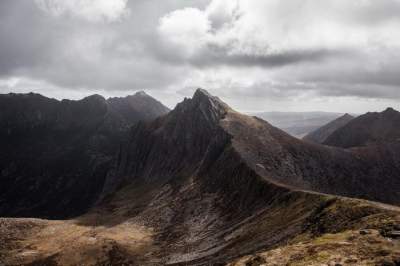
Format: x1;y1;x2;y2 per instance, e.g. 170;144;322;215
0;89;399;265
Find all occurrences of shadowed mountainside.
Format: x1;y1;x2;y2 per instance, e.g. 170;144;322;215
0;91;169;219
0;89;399;265
324;107;400;148
303;113;354;144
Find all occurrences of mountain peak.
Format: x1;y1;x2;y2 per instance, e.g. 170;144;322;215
303;113;354;144
82;94;106;102
169;88;231;127
192;88;230;111
193;88;212;98
383;107;398;114
134;90;149;97
342;113;353;118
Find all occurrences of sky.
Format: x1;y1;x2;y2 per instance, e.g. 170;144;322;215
1;0;400;113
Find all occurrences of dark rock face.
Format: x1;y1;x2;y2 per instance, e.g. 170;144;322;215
107;91;170;125
92;88;400;264
0;92;169;219
111;89;232;189
229;117;400;205
303;113;354;143
324;108;400;148
113;90;400;220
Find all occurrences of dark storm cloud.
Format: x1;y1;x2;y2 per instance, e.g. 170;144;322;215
148;38;352;69
190;46;353;68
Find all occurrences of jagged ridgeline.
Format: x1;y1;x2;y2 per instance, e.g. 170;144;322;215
0;89;399;265
111;89;400;206
0;92;169;218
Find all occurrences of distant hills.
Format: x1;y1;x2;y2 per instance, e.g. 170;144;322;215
324;107;400;148
250;111;344;138
303;113;354;143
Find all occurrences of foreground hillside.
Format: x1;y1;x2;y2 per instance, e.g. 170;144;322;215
1;89;399;265
1;195;399;265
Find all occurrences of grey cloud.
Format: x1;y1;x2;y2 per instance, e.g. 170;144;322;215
303;66;400;89
150;34;355;69
234;81;400;101
1;0;400;112
0;0;206;92
190;46;354;68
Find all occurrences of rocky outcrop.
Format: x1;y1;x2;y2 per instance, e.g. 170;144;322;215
324;107;400;148
303;113;354;143
0;92;169;219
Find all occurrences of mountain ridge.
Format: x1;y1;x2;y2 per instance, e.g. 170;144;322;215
303;113;354;143
324;107;400;148
0;91;169;218
88;88;400;264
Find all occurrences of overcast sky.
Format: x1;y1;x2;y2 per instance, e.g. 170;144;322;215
1;0;400;112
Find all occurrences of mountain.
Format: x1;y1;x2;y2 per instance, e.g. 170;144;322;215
324;107;400;148
250;111;344;138
0;89;400;265
107;91;170;124
303;113;354;143
0;91;169;219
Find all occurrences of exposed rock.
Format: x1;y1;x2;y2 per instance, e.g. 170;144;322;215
387;231;400;239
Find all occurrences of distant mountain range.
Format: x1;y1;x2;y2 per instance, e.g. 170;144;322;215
0;90;399;265
324;107;400;148
303;113;355;143
250;111;345;138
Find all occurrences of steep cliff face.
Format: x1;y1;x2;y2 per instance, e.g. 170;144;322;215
324;107;400;148
110;89;400;210
303;113;354;143
91;89;400;264
0;92;169;219
114;89;228;182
